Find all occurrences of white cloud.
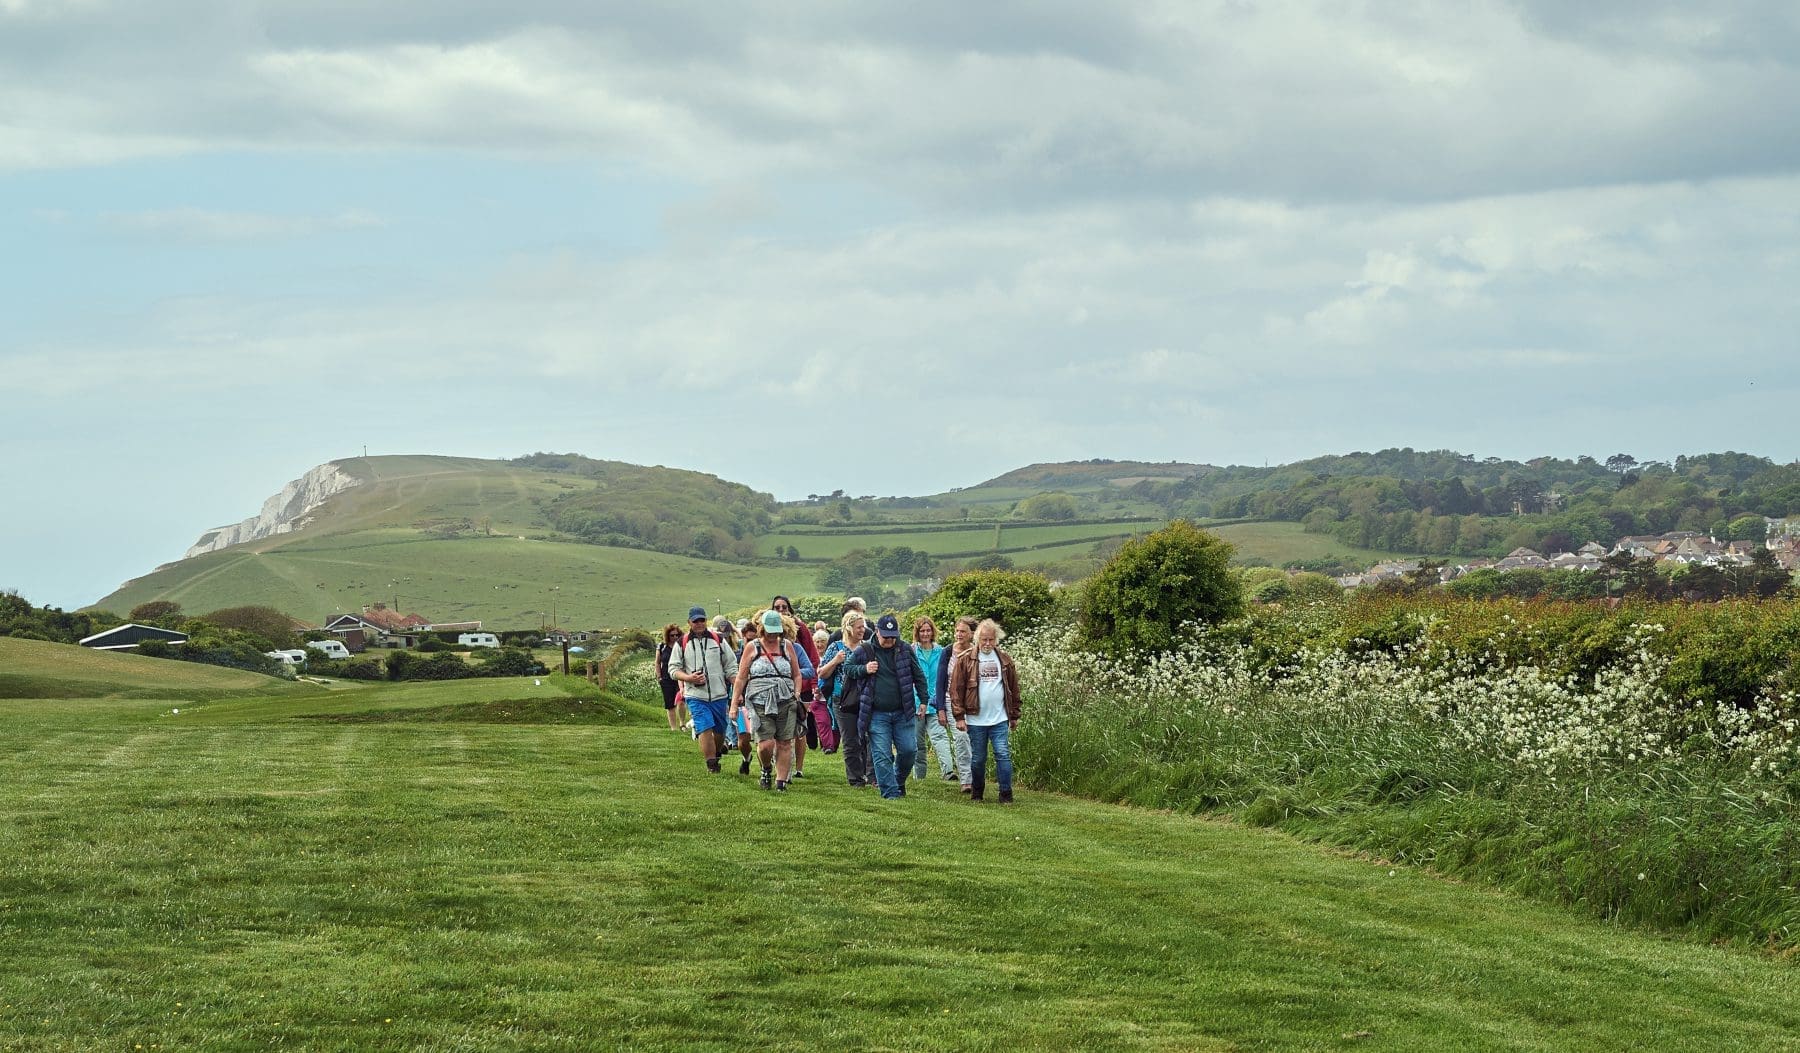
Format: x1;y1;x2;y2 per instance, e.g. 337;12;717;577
99;207;384;241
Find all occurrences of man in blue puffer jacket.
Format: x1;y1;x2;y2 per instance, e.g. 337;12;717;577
846;613;930;800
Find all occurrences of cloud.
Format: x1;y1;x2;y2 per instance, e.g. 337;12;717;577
98;207;384;242
2;2;1797;205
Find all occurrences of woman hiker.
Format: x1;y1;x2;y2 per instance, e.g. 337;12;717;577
731;609;805;791
949;618;1022;803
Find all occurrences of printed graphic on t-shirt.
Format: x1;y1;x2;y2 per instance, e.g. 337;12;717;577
979;654;1001;685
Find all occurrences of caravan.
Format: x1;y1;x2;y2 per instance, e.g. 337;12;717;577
307;639;352;660
265;649;310;667
458;632;500;649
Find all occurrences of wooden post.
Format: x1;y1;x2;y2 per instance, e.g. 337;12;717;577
561;640;570;676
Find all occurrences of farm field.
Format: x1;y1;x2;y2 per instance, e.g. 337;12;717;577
754;520;1163;561
95;531;815;632
1208;520;1421;567
1;658;1796;1049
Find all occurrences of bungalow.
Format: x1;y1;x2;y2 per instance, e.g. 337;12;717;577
78;623;189;652
1495;547;1549;571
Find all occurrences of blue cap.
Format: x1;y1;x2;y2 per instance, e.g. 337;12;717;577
761;610;785;633
688;606;707;622
875;614;900;639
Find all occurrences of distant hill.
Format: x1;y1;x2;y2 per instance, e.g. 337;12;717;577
971;459;1214;490
104;447;1797;630
96;455;813;630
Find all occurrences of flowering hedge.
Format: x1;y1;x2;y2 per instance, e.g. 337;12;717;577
1010;596;1800;945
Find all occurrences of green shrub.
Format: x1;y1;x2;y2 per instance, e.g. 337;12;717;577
907;569;1056;636
1077;520;1243;655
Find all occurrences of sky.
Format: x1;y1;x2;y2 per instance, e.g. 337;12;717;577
3;1;1799;609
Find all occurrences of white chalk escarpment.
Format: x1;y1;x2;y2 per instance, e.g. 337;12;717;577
184;462;361;558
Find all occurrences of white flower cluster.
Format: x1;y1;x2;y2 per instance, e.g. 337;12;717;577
1012;618;1800;781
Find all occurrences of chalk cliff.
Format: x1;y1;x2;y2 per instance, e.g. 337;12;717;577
184;462;361;558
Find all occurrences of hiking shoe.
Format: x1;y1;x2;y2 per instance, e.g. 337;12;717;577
998;792;1014;804
738;758;751;775
706;759;721;773
759;767;773;790
942;772;957;781
776;780;788;792
791;769;805;779
959;784;973;794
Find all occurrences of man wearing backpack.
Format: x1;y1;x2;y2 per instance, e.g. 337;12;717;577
668;605;738;773
847;613;930;800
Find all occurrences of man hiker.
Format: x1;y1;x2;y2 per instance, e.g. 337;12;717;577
847;613;930;800
667;605;738;773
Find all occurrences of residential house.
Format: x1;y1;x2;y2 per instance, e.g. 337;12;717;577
1495;547;1549;571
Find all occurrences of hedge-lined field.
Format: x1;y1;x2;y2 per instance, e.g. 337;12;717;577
1015;594;1800;946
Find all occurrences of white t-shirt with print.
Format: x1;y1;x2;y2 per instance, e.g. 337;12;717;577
971;649;1007;726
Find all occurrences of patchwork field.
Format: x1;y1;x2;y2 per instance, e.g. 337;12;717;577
1208;520;1421;567
0;650;1795;1049
95;531;815;631
753;520;1163;561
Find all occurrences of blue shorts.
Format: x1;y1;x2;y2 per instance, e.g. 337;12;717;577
689;699;731;735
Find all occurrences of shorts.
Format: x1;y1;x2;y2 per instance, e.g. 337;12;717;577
660;681;680;709
689;699;731;736
752;698;802;744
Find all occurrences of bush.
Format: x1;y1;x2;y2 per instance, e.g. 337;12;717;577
332;657;388;681
906;569;1056;636
386;651;476;682
1077;520;1244;655
474;647;548;677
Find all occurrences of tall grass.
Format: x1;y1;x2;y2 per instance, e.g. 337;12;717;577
1012;600;1800;946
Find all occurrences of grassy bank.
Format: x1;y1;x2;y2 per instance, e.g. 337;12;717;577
1;664;1798;1049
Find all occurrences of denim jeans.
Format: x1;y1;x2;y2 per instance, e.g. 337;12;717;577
866;709;917;800
914;713;956;779
966;721;1012;799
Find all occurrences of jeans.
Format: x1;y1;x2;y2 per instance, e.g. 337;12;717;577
966;722;1012;799
839;706;870;785
866;709;917;800
914;713;956;779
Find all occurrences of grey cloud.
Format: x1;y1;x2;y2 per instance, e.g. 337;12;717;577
4;2;1798;203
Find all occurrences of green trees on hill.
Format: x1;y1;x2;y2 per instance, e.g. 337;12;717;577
515;452;777;561
1120;448;1800;559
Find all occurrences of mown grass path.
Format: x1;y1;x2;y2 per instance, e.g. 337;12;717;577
1;681;1796;1051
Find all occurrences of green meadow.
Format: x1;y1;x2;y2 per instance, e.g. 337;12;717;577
1;638;1795;1050
96;533;814;632
1208;521;1420;568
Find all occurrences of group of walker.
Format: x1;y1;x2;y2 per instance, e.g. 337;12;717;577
655;596;1021;802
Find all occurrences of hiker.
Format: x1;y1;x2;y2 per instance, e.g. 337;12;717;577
655;623;688;732
667;605;738;773
909;616;956;782
731;609;806;791
827;597;867;645
809;627;837;752
848;613;930;800
818;610;871;787
771;595;821;778
949;618;1021;803
935;616;977;792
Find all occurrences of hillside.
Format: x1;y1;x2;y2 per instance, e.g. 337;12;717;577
91;453;1427;627
96;455;813;629
0;635;318;701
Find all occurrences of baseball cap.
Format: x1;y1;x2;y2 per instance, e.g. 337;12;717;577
761;610;785;633
874;614;900;639
688;606;707;622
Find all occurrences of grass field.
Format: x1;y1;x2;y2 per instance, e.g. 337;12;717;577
0;637;323;702
754;521;1163;562
1208;521;1420;568
1;649;1796;1049
96;531;815;632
